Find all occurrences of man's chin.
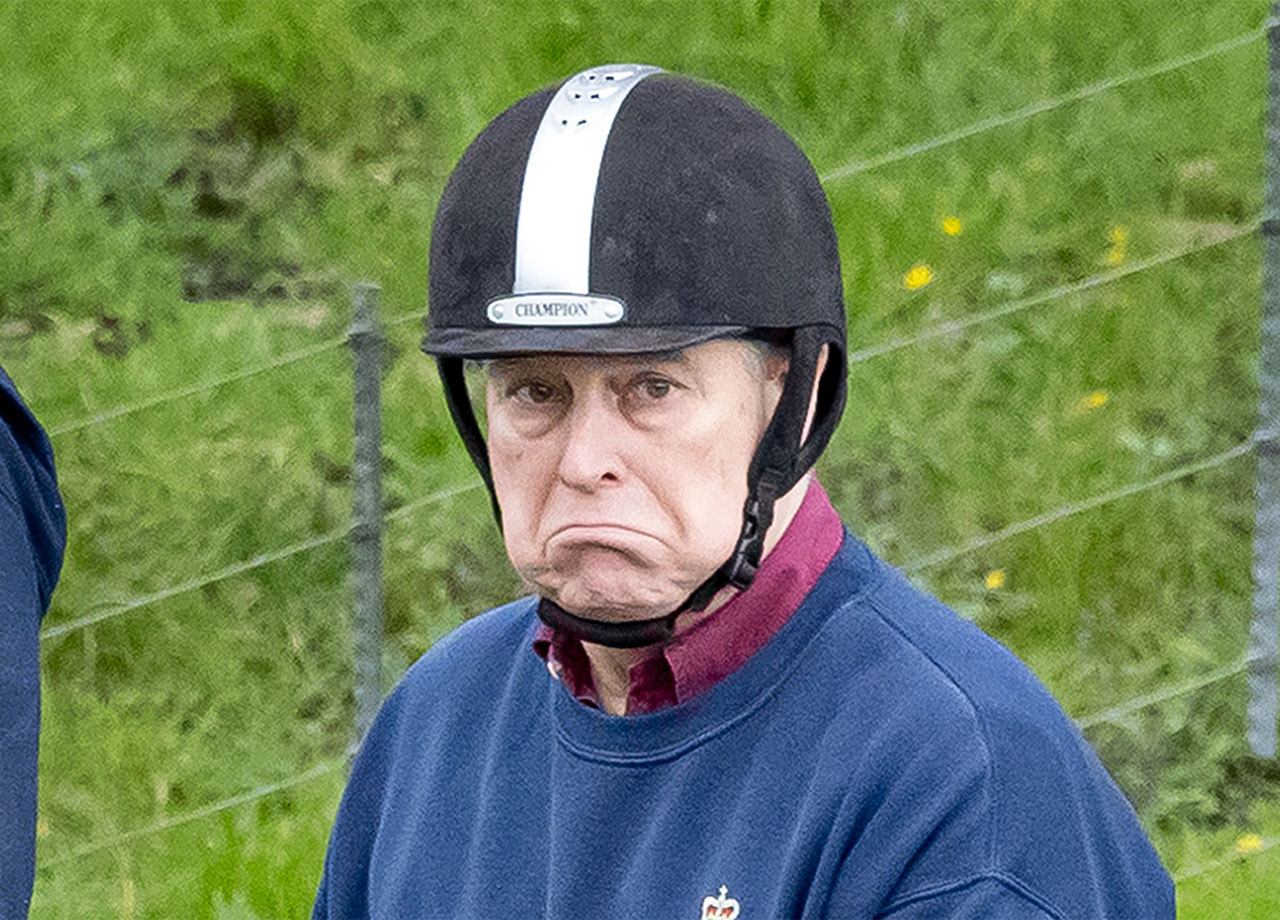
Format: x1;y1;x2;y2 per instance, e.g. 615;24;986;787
540;580;681;623
525;566;693;623
520;546;713;621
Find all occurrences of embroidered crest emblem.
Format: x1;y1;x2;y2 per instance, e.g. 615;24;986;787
701;885;740;919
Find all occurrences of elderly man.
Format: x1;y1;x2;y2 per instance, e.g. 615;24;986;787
1;364;66;919
314;65;1173;919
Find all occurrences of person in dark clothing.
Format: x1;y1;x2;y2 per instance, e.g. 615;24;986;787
0;364;66;919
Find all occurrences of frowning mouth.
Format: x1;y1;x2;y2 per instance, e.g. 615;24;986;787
546;524;666;551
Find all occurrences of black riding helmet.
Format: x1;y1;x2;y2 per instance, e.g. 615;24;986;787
423;64;848;649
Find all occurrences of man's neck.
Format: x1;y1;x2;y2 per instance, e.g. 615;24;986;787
581;473;813;716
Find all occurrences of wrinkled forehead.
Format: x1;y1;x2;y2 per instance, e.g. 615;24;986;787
478;337;783;378
483;348;691;377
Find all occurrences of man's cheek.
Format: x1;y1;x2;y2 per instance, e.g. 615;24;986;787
499;501;541;570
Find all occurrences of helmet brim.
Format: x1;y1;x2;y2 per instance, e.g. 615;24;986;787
422;324;751;358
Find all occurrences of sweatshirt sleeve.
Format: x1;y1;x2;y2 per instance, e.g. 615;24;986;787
0;364;66;920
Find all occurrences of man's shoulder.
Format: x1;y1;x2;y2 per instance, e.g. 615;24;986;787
819;554;1076;750
811;546;1124;832
396;595;541;697
355;595;544;768
813;550;1172;915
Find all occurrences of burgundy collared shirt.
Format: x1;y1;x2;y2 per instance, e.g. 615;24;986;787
532;476;845;714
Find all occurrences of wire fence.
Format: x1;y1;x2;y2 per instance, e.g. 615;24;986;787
901;439;1259;574
37;481;482;643
30;15;1279;889
845;223;1259;365
39;747;358;870
818;20;1277;182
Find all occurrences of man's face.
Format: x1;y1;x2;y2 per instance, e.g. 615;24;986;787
483;339;786;621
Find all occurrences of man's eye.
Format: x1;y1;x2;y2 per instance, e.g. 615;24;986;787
628;375;679;402
639;378;671;399
513;381;559;404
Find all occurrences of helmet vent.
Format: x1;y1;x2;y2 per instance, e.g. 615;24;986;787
569;84;620;103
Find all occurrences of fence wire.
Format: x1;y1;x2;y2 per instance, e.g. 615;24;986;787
41;429;1244;647
39;18;1267;441
47;335;349;438
820;22;1273;182
384;308;431;330
40;746;357;869
38;481;482;643
1074;652;1262;731
42;641;1259;867
902;439;1257;573
847;223;1259;366
42;308;433;440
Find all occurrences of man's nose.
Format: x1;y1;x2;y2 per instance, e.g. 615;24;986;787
556;390;623;493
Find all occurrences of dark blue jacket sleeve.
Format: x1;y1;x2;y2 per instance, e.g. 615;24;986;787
0;364;67;919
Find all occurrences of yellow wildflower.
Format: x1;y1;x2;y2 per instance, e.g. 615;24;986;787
942;216;963;236
1081;390;1109;410
985;569;1006;590
903;264;934;291
1236;833;1264;856
1104;224;1127;266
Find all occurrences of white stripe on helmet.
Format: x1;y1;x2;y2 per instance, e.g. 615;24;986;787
512;64;663;296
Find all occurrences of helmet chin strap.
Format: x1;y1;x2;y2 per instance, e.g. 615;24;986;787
435;325;847;651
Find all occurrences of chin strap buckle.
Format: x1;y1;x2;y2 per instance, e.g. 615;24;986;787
723;472;783;590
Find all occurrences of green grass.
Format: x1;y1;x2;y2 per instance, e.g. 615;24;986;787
1;0;1277;915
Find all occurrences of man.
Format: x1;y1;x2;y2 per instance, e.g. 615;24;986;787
1;363;66;919
314;65;1174;918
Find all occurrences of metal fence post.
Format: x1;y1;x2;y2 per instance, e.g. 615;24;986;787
349;281;384;754
1249;7;1280;758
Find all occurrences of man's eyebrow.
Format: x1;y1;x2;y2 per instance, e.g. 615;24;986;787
486;350;692;375
615;349;689;366
485;357;543;377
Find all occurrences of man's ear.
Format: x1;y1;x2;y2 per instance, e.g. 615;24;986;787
800;344;831;446
758;345;790;418
763;345;790;383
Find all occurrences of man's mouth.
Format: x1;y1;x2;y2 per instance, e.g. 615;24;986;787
545;524;666;557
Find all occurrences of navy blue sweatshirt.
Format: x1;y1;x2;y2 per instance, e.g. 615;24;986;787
0;365;66;919
314;533;1173;919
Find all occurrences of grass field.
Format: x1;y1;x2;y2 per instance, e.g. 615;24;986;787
3;0;1279;915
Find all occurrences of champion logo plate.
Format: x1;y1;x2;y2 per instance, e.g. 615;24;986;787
486;293;625;326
